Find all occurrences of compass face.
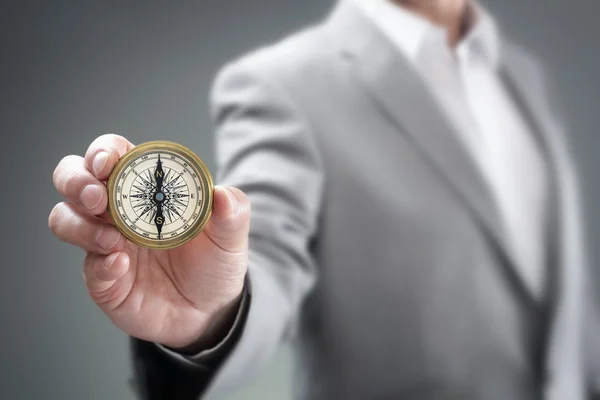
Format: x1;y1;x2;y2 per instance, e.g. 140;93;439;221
107;141;213;249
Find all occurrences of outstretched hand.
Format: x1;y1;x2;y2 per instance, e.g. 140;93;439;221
49;134;249;350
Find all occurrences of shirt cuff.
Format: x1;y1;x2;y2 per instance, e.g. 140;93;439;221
153;275;251;370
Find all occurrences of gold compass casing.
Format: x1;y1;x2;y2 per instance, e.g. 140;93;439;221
107;140;214;250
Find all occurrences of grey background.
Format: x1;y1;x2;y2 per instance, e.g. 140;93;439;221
1;0;598;399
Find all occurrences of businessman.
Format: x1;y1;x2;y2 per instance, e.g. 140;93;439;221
49;0;600;398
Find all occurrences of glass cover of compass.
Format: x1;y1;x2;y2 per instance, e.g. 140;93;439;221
107;141;214;250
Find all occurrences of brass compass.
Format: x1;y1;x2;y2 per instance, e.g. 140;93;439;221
107;141;214;250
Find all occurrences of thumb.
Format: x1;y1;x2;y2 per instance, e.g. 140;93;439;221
204;185;250;253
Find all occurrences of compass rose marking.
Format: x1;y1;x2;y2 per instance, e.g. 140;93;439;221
114;149;207;244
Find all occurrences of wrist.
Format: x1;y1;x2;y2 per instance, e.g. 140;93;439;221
166;286;245;355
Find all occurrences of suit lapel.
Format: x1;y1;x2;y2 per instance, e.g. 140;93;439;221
500;52;561;182
500;47;563;308
500;47;565;383
329;1;536;305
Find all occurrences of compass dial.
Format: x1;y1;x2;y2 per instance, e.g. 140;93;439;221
107;141;213;249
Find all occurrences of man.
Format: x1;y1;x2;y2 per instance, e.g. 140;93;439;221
48;0;600;398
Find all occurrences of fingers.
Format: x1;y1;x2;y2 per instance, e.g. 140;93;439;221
53;134;134;215
84;134;134;181
83;251;130;301
49;202;127;254
53;155;107;215
203;185;251;253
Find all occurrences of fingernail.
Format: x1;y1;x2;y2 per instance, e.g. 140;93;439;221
220;186;240;216
103;252;121;269
96;227;121;250
81;184;104;210
93;151;108;175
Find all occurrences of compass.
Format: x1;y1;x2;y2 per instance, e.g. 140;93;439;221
107;141;214;250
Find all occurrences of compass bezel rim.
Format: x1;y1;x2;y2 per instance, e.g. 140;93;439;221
107;140;214;250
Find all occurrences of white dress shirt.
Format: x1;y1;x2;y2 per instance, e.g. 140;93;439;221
352;0;549;297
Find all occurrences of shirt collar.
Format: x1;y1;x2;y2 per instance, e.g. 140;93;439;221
457;5;501;67
348;0;501;68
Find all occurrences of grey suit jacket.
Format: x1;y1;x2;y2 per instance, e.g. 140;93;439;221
132;2;600;399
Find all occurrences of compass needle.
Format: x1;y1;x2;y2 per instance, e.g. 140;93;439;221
154;203;164;240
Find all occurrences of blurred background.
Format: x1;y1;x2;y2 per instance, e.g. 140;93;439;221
1;0;598;399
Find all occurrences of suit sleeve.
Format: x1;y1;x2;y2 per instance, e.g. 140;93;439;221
537;63;600;400
129;278;251;400
130;57;325;399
